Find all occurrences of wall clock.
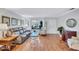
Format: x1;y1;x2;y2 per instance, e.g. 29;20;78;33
66;18;77;28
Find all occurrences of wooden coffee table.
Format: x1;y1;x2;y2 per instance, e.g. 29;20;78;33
0;36;18;50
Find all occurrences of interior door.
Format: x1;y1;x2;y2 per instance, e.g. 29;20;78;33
47;19;57;34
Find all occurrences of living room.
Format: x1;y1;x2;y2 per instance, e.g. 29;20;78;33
0;8;79;51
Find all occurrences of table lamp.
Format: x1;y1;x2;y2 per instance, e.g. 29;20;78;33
0;24;8;38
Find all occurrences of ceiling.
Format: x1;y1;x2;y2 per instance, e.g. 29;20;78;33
6;8;77;18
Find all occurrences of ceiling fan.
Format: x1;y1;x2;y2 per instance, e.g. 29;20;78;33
69;8;75;10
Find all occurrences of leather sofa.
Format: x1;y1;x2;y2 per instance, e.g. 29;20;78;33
10;27;31;44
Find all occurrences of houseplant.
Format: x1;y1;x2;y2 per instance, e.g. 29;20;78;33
57;26;64;35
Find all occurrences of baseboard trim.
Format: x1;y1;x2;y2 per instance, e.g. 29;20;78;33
47;33;58;35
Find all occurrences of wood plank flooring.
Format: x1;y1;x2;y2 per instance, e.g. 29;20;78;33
12;34;71;51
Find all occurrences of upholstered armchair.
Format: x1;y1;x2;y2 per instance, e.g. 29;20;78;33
67;36;79;50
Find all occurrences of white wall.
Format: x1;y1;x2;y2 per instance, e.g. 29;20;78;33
0;8;23;23
28;17;58;34
57;9;79;36
45;18;58;34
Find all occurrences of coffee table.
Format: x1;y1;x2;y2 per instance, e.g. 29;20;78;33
0;36;18;50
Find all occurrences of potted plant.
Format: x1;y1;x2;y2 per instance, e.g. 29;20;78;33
57;26;64;35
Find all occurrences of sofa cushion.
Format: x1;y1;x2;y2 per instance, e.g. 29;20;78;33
14;31;20;36
67;38;79;49
71;44;79;50
20;30;24;34
72;36;79;40
20;34;26;37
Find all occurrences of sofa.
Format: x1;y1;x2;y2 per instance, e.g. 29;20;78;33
9;27;31;44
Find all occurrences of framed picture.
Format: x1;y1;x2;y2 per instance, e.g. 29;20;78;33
2;16;10;26
11;18;18;26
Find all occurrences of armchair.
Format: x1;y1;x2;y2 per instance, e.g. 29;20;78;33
67;36;79;50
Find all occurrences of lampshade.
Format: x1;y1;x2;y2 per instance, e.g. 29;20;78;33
0;24;8;31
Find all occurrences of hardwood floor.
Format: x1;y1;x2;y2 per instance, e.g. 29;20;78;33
12;34;71;51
